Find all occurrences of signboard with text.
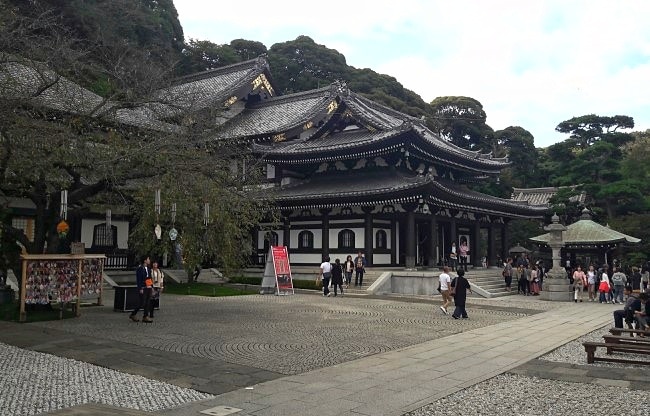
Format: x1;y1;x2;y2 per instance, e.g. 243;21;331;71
271;246;294;295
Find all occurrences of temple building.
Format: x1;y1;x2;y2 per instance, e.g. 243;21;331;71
210;61;549;268
3;55;550;269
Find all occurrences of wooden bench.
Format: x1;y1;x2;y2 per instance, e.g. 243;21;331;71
609;327;650;337
582;341;650;365
601;335;650;351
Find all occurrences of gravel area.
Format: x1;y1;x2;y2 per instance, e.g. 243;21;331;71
0;342;213;416
405;373;650;416
541;325;650;369
406;324;650;416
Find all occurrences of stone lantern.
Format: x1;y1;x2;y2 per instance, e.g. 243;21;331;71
540;213;569;301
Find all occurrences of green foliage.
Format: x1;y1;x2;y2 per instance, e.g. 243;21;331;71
609;214;650;266
163;282;256;297
429;96;495;151
494;126;539;188
508;219;545;250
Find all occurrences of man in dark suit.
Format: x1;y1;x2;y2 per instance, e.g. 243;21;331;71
129;255;153;323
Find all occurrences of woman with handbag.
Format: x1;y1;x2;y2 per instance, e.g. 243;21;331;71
149;261;164;319
451;269;472;319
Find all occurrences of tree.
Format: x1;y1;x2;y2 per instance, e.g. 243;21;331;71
551;114;635;219
0;1;267;277
179;39;241;74
429;96;494;151
494;126;539;188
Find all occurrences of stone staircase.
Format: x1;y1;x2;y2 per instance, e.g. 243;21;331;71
463;267;515;298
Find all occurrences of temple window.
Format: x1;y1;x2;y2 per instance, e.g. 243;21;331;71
264;231;279;251
338;229;355;249
92;224;117;248
375;230;387;249
298;230;314;249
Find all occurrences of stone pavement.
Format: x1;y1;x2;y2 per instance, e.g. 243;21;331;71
0;291;620;416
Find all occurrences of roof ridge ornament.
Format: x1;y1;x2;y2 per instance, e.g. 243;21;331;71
580;207;592;220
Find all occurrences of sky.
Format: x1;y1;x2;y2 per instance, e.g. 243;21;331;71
174;0;650;148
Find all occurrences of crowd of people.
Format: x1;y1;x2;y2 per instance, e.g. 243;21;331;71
317;250;367;297
501;253;544;296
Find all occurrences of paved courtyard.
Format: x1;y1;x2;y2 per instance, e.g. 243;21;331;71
1;289;647;415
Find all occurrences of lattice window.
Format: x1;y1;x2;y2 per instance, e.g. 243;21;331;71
92;224;117;248
375;230;387;249
298;230;314;249
12;217;35;242
338;229;355;249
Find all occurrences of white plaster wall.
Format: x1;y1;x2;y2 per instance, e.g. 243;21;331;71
373;254;391;265
81;219;129;249
290;253;324;265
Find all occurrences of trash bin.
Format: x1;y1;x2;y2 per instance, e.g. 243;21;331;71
113;285;159;312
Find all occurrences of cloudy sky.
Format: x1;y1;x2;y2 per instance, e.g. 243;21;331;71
175;0;650;148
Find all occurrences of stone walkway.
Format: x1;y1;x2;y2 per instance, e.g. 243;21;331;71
0;291;618;416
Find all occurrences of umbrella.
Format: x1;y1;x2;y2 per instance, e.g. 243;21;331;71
508;245;531;254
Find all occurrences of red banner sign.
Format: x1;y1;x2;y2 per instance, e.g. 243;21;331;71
271;246;294;294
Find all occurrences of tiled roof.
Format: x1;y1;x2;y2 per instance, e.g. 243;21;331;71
217;87;332;139
255;128;403;156
511;186;586;206
0;61;181;132
156;57;273;117
429;179;548;218
531;219;641;245
269;169;547;218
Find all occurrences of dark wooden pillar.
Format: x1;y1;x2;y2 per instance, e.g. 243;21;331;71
390;218;397;266
500;222;508;263
449;218;457;250
251;226;259;265
320;208;331;259
428;217;438;268
403;203;418;269
473;221;481;267
362;206;374;266
487;224;496;268
281;210;292;250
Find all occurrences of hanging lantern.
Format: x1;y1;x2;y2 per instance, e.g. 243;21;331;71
154;224;162;240
57;220;69;238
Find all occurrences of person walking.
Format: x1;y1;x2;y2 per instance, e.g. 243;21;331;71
438;266;452;315
503;257;513;292
611;267;627;304
319;256;333;297
354;251;366;287
331;258;344;296
451;269;472;319
530;265;541;295
149;261;164;319
587;265;597;301
599;266;611;304
129;255;153;323
572;265;586;302
343;255;354;288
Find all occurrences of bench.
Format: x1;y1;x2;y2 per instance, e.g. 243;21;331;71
609;327;650;337
601;335;650;351
582;341;650;365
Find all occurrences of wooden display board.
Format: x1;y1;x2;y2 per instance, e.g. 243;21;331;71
19;254;106;322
